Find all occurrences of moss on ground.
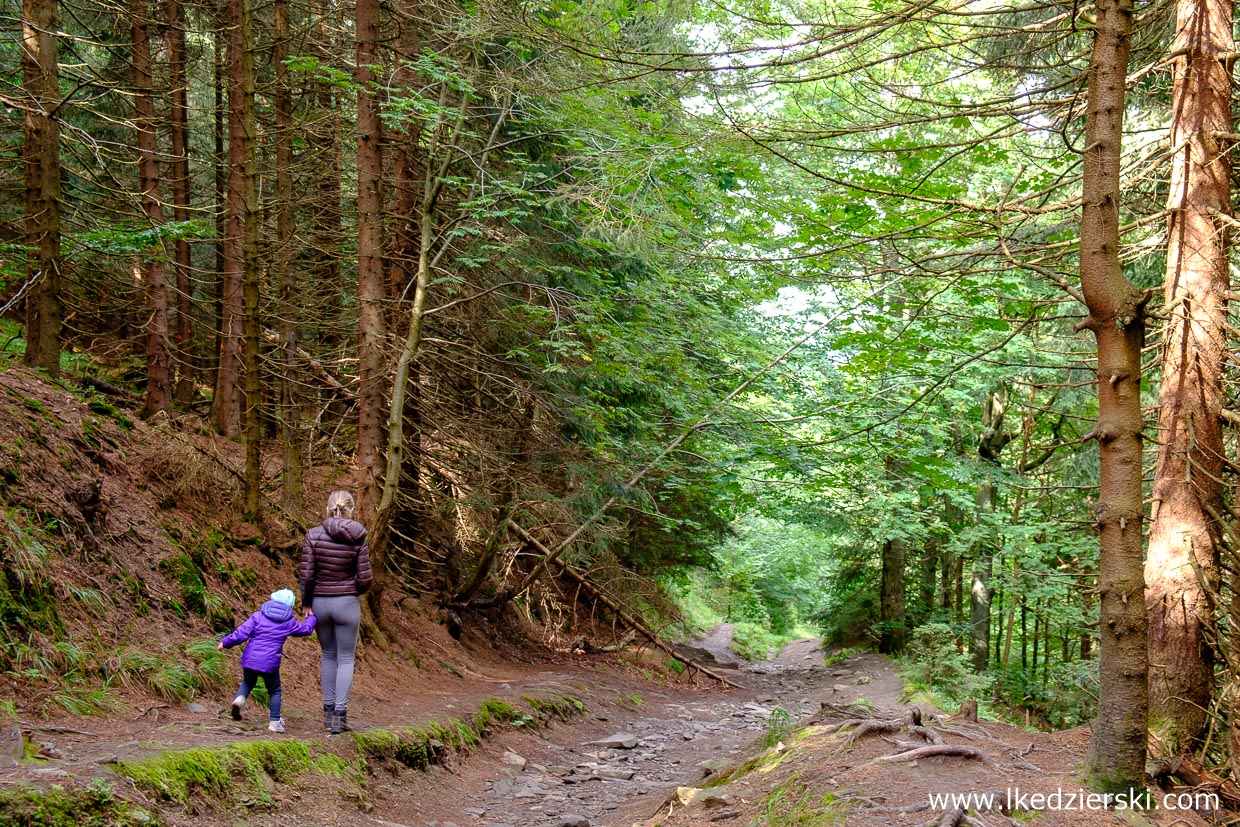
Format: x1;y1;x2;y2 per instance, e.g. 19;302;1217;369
101;691;583;817
0;780;162;827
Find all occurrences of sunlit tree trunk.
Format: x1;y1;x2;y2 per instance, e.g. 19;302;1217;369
21;0;63;375
132;0;172;417
1146;0;1232;752
1079;0;1148;793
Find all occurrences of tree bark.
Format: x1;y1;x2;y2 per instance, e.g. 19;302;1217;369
1146;0;1232;752
274;0;303;515
132;0;172;418
1079;0;1148;794
21;0;63;375
879;536;907;654
167;0;195;407
971;387;1010;671
211;0;253;436
355;0;387;517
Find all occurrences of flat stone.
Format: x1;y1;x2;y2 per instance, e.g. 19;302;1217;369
559;816;590;827
590;732;639;749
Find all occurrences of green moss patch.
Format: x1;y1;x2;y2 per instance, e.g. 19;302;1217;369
114;740;344;810
0;780;161;827
110;692;583;814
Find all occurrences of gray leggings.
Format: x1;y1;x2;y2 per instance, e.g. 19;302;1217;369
312;595;360;712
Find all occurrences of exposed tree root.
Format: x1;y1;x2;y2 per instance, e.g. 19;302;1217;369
909;725;944;745
841;718;905;745
864;744;1003;772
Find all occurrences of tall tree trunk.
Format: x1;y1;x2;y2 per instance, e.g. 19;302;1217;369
879;537;907;654
167;0;195;407
355;0;386;517
1146;0;1232;752
132;0;172;417
1079;0;1148;793
879;456;907;654
211;0;249;435
236;0;261;516
274;0;302;514
211;0;226;381
971;387;1011;671
21;0;63;375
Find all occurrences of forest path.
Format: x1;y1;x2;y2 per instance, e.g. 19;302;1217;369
7;633;1073;827
368;632;885;827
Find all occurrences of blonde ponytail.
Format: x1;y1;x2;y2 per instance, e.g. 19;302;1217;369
325;490;356;520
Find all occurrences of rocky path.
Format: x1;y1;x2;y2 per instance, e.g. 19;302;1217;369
373;633;902;827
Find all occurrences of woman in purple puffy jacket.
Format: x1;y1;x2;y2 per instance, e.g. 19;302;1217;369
299;490;372;734
218;588;316;732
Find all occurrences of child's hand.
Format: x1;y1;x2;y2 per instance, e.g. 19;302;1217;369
217;642;225;651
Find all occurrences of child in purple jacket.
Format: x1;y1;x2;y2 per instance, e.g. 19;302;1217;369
218;588;316;732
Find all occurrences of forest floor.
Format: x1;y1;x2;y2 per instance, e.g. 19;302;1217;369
2;623;1203;827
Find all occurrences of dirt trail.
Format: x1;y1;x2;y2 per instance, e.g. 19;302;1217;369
6;629;1183;827
367;629;871;827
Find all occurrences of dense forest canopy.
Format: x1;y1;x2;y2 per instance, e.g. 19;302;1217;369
5;0;1240;791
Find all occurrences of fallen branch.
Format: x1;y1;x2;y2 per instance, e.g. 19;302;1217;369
507;521;742;689
260;328;351;395
18;720;100;736
865;744;1003;772
1151;754;1240;809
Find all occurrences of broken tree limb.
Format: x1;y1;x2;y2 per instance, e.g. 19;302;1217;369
1151;755;1240;809
864;744;1003;772
260;328;351;395
505;520;742;689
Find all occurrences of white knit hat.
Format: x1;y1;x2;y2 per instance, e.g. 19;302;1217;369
271;588;296;607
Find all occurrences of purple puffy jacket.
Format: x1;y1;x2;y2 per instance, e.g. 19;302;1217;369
220;600;317;673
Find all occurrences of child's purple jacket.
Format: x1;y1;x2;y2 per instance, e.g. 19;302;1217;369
220;600;317;673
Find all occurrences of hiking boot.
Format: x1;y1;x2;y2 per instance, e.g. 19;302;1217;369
329;712;351;735
230;696;245;721
323;704;333;731
268;718;285;733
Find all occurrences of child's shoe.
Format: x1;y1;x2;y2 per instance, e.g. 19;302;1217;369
268;718;285;733
230;696;245;721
